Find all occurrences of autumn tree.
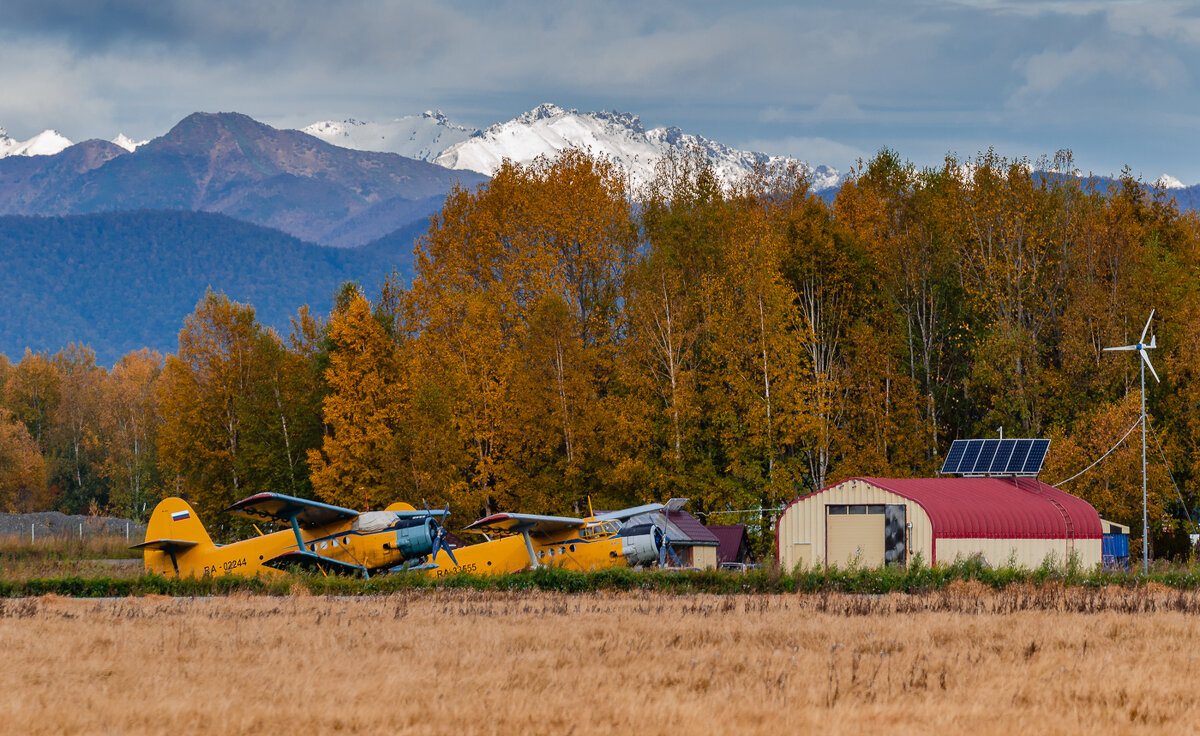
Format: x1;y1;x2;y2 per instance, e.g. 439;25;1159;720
49;344;107;513
412;149;636;515
157;292;300;526
618;149;725;502
307;286;408;510
101;349;162;519
2;349;60;452
835;151;963;468
0;407;47;512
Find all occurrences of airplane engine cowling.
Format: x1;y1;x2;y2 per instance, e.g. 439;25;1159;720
390;517;437;559
620;523;665;566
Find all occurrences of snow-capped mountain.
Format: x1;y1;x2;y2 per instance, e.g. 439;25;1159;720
436;103;840;191
305;103;841;191
1155;174;1185;190
111;134;149;152
0;128;147;157
0;128;73;158
302;110;475;163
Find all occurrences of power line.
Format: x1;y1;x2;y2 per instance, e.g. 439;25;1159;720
1054;416;1142;486
1146;416;1194;527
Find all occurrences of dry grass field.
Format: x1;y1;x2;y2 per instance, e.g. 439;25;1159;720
2;585;1199;735
0;534;142;581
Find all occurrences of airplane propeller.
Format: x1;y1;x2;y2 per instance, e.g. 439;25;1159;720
429;504;458;566
657;530;682;568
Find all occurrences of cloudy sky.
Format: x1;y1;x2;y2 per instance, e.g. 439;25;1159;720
2;0;1198;182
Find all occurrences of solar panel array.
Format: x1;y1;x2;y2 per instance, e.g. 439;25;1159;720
939;439;1050;476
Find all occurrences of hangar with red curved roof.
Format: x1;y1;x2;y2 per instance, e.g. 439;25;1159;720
776;477;1102;570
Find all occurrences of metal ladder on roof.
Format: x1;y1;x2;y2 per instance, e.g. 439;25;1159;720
1019;480;1075;557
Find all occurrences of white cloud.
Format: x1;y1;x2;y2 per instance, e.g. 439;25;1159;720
744;136;867;170
1011;35;1188;106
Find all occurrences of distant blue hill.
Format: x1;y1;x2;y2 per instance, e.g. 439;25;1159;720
0;210;427;365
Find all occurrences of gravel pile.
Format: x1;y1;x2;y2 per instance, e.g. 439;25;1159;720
0;511;145;540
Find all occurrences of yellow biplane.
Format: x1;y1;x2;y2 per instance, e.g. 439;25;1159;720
134;493;457;579
419;499;687;578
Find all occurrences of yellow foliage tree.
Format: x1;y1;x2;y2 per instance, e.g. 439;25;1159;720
307;288;408;510
100;349;162;519
0;406;47;512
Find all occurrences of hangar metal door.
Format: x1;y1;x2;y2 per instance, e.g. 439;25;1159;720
826;505;885;568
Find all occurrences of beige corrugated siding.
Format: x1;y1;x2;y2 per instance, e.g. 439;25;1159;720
777;479;933;570
692;545;717;570
936;537;1100;569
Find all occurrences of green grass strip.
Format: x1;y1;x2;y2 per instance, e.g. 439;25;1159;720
4;558;1200;598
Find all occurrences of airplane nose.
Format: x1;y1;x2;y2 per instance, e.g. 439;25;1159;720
620;523;664;566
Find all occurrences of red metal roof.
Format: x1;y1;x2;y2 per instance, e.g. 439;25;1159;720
786;477;1102;540
666;510;720;545
708;524;751;564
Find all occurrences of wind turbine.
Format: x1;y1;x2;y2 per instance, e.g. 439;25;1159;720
1104;310;1160;574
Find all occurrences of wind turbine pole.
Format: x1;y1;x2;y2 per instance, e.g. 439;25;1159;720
1142;355;1148;574
1103;310;1159;574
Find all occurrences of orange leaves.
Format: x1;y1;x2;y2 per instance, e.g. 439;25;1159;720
411;150;634;514
0;406;47;512
307;289;407;511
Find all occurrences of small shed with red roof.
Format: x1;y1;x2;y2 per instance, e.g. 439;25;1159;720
709;524;752;565
776;477;1102;570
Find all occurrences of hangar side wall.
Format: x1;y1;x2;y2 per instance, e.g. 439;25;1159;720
777;479;932;571
936;537;1100;569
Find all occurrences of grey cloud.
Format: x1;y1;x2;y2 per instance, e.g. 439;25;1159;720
2;1;1199;182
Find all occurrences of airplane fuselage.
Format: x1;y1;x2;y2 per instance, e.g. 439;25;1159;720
141;498;435;579
423;519;656;577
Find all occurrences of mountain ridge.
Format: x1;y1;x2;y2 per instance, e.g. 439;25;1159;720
305;103;843;191
0;112;486;247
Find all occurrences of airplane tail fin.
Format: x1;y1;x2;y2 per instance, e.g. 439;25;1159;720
136;497;215;575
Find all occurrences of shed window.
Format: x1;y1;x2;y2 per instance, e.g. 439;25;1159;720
831;504;886;515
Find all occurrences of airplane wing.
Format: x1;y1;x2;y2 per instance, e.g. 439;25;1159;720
130;538;199;554
261;550;367;576
594;503;665;521
225;493;359;529
463;513;584;538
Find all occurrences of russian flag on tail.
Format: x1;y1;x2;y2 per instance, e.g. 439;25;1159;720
171;510;191;521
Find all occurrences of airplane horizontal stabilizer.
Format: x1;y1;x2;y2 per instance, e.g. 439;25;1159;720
130;538;200;553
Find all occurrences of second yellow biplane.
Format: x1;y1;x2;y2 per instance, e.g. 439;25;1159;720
134;493;457;579
419;499;687;577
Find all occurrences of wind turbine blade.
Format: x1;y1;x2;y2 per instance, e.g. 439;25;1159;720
1140;309;1155;345
1141;349;1161;383
1103;345;1137;352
